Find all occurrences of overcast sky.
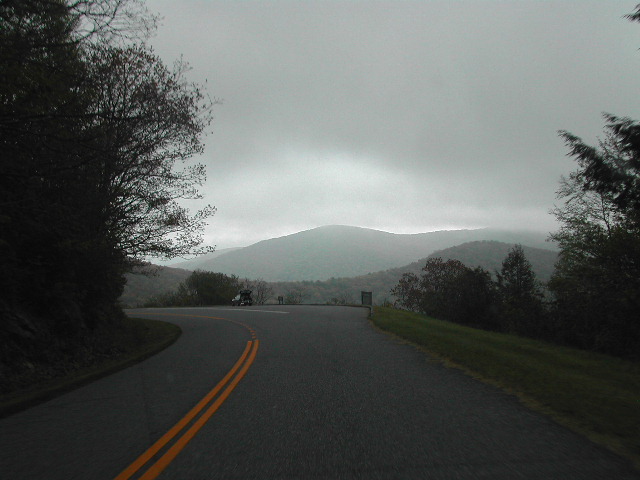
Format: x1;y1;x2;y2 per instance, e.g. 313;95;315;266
148;0;640;251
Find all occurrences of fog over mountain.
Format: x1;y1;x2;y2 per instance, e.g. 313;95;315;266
268;240;559;306
170;225;555;282
122;229;559;307
146;1;639;248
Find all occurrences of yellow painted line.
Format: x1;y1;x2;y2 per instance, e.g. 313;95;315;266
138;340;260;480
113;340;256;480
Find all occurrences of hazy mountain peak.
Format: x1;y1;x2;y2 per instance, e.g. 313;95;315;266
169;225;553;281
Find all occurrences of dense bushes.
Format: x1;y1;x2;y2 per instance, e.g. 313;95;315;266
145;271;274;307
392;246;544;337
146;271;242;307
391;125;640;359
392;224;639;360
546;118;640;358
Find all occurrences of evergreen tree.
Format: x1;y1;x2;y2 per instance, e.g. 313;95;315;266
496;245;544;336
550;127;640;357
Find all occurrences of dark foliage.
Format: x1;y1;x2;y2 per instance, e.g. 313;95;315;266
388;5;640;360
392;257;499;330
1;0;214;378
549;3;640;358
389;246;555;340
146;271;241;307
496;245;546;337
550;118;640;358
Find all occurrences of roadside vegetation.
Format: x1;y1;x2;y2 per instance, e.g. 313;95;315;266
389;6;640;362
389;112;640;359
383;35;640;455
372;307;640;467
380;12;640;467
0;317;180;418
1;0;213;383
143;270;273;307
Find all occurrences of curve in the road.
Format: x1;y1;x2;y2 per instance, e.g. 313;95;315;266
2;306;638;480
114;312;259;480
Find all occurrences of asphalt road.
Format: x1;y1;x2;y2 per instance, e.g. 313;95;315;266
1;305;638;479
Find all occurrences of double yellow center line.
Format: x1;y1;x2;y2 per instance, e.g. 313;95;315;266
114;338;260;480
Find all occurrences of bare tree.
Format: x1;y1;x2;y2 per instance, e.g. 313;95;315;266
252;278;273;305
285;286;306;305
0;0;216;348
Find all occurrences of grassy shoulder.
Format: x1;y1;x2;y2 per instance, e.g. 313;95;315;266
372;306;640;468
0;317;181;418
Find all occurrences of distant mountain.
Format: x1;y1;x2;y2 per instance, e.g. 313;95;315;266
170;225;555;282
268;240;559;305
423;241;558;281
121;237;559;307
169;247;242;270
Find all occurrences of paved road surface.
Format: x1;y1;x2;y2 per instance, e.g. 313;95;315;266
1;306;638;479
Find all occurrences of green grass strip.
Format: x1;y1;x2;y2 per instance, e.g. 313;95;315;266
0;317;181;418
372;306;640;468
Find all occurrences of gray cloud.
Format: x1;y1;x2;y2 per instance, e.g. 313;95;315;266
148;0;640;250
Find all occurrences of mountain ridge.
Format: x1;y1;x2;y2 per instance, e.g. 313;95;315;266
170;225;555;281
121;226;559;306
266;240;559;305
170;247;242;271
120;239;559;307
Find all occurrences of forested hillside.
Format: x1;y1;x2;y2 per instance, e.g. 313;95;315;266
267;241;558;306
419;241;558;281
124;240;558;307
165;225;553;281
